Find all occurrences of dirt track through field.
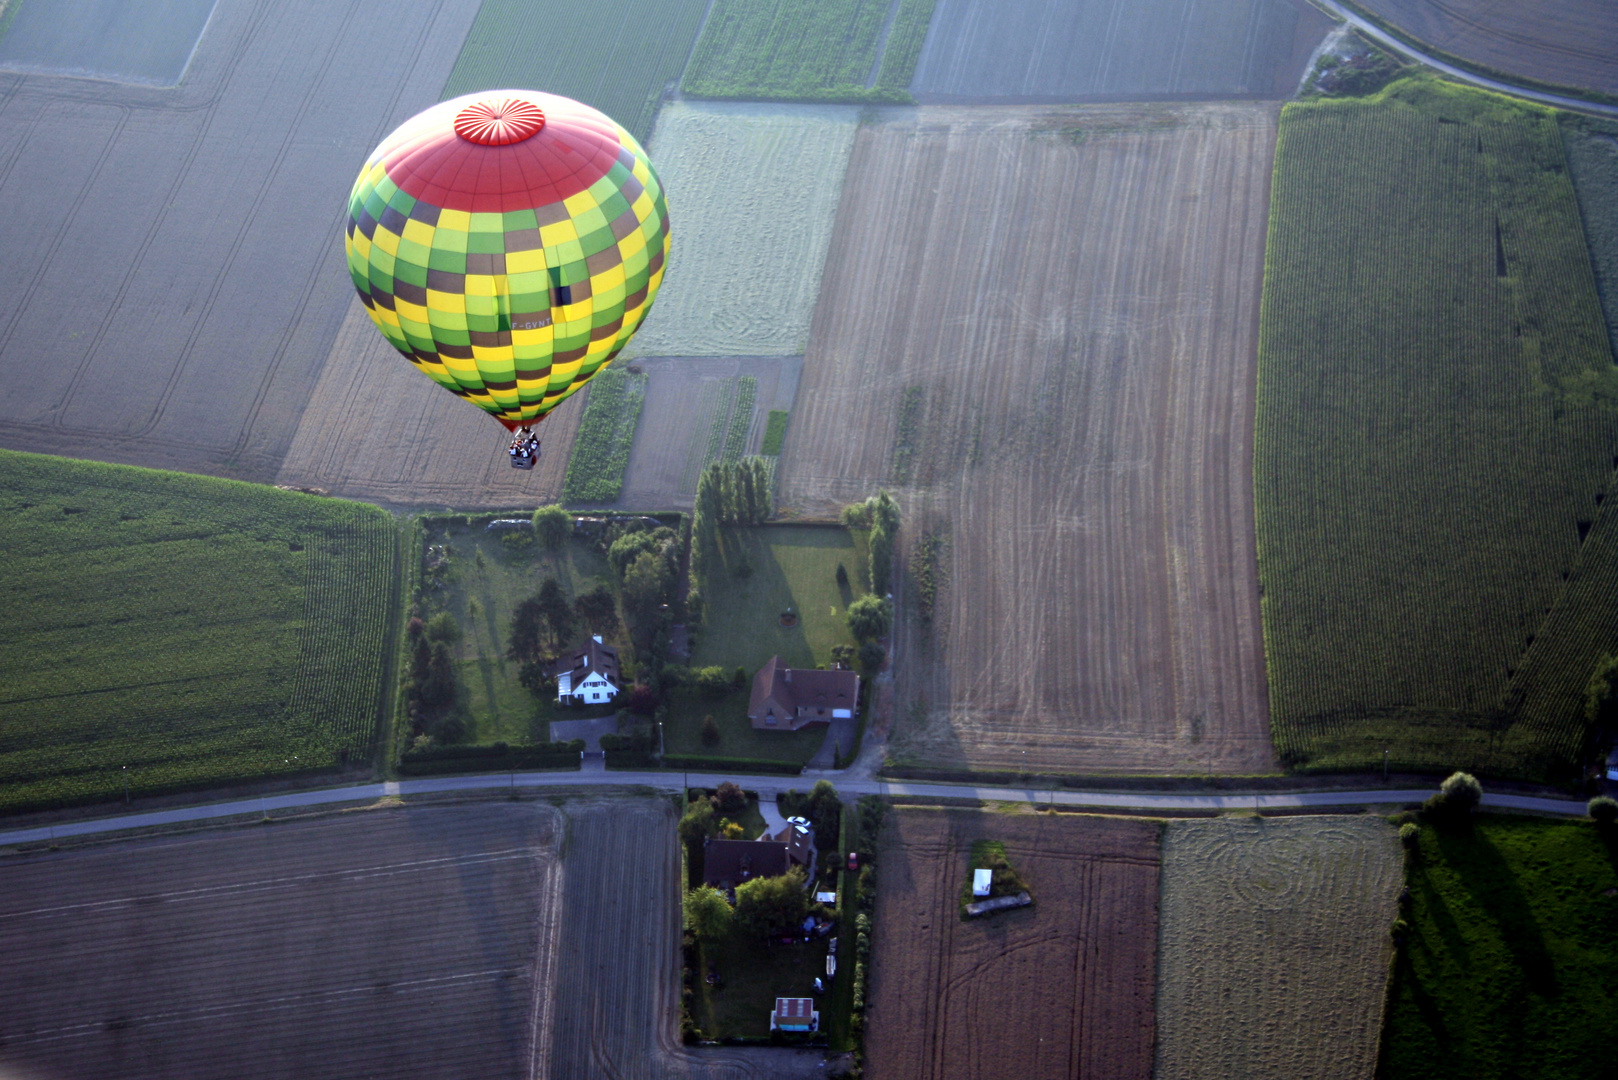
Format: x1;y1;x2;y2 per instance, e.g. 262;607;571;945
276;298;581;507
865;808;1161;1080
0;805;564;1079
544;796;822;1079
0;0;484;482
1154;816;1402;1080
779;103;1275;774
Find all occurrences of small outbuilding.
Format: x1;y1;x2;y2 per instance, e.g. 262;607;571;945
972;868;993;897
771;997;819;1033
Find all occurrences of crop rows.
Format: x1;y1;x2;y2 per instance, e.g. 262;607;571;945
683;0;912;103
1255;79;1618;780
439;0;711;141
720;375;758;463
1561;115;1618;359
561;368;649;503
873;0;938;90
700;378;739;470
0;451;396;812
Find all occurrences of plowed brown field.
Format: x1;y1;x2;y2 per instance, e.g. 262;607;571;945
0;804;564;1079
777;103;1275;774
865;808;1161;1080
1353;0;1618;98
276;299;582;507
1154;816;1402;1080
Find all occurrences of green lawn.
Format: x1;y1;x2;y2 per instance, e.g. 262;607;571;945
692;524;868;674
665;690;825;764
1385;816;1618;1079
0;450;397;812
422;519;620;745
695;934;830;1038
1255;76;1618;780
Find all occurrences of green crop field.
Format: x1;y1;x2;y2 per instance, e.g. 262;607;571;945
1384;816;1618;1079
1256;78;1618;781
439;0;710;142
0;451;396;813
561;368;648;504
1562;115;1618;360
683;0;935;103
761;409;789;455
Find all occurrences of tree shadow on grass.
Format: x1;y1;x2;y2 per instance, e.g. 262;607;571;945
1434;822;1559;999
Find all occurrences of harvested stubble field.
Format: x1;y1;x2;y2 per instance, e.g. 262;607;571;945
0;0;216;84
778;103;1276;774
0;450;395;814
909;0;1330;102
0;804;564;1079
276;299;583;507
440;0;710;142
543;796;823;1079
1352;0;1618;99
0;0;484;482
865;807;1161;1080
626;102;858;358
617;355;800;510
1256;79;1618;780
1154;815;1402;1080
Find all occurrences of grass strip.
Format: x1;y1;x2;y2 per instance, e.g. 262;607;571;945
760;409;789;455
561;368;649;503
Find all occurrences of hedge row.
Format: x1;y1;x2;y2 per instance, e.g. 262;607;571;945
397;740;584;775
661;754;803;775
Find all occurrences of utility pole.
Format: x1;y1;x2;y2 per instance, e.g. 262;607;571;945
1384;748;1389;783
122;765;130;805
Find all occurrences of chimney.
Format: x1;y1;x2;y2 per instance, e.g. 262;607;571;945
784;669;792;682
593;634;602;643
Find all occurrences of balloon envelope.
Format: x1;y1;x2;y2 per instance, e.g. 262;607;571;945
344;90;670;430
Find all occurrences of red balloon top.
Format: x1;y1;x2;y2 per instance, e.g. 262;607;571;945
453;98;546;145
370;90;631;215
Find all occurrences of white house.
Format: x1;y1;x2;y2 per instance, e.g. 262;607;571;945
554;635;621;706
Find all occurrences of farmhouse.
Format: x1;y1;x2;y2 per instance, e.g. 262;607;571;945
555;635;620;705
748;656;859;730
702;824;813;890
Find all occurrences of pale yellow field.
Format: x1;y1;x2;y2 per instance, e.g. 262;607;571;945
1154;815;1402;1080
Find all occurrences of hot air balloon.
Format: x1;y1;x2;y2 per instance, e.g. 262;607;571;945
344;90;669;468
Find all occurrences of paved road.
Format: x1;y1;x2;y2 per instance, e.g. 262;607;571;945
0;770;1589;848
1312;0;1618;119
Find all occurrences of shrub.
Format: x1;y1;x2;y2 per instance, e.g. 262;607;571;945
1588;795;1618;825
847;594;893;642
1399;821;1420;847
531;504;570;550
695;665;731;698
678;800;715;846
733;868;811;937
684;885;733;940
858;640;886;674
701;714;720;746
425;612;461;643
1440;771;1483;809
712;780;747;814
627;683;659;716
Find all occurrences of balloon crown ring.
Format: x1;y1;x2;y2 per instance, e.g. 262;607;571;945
454;99;546;145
